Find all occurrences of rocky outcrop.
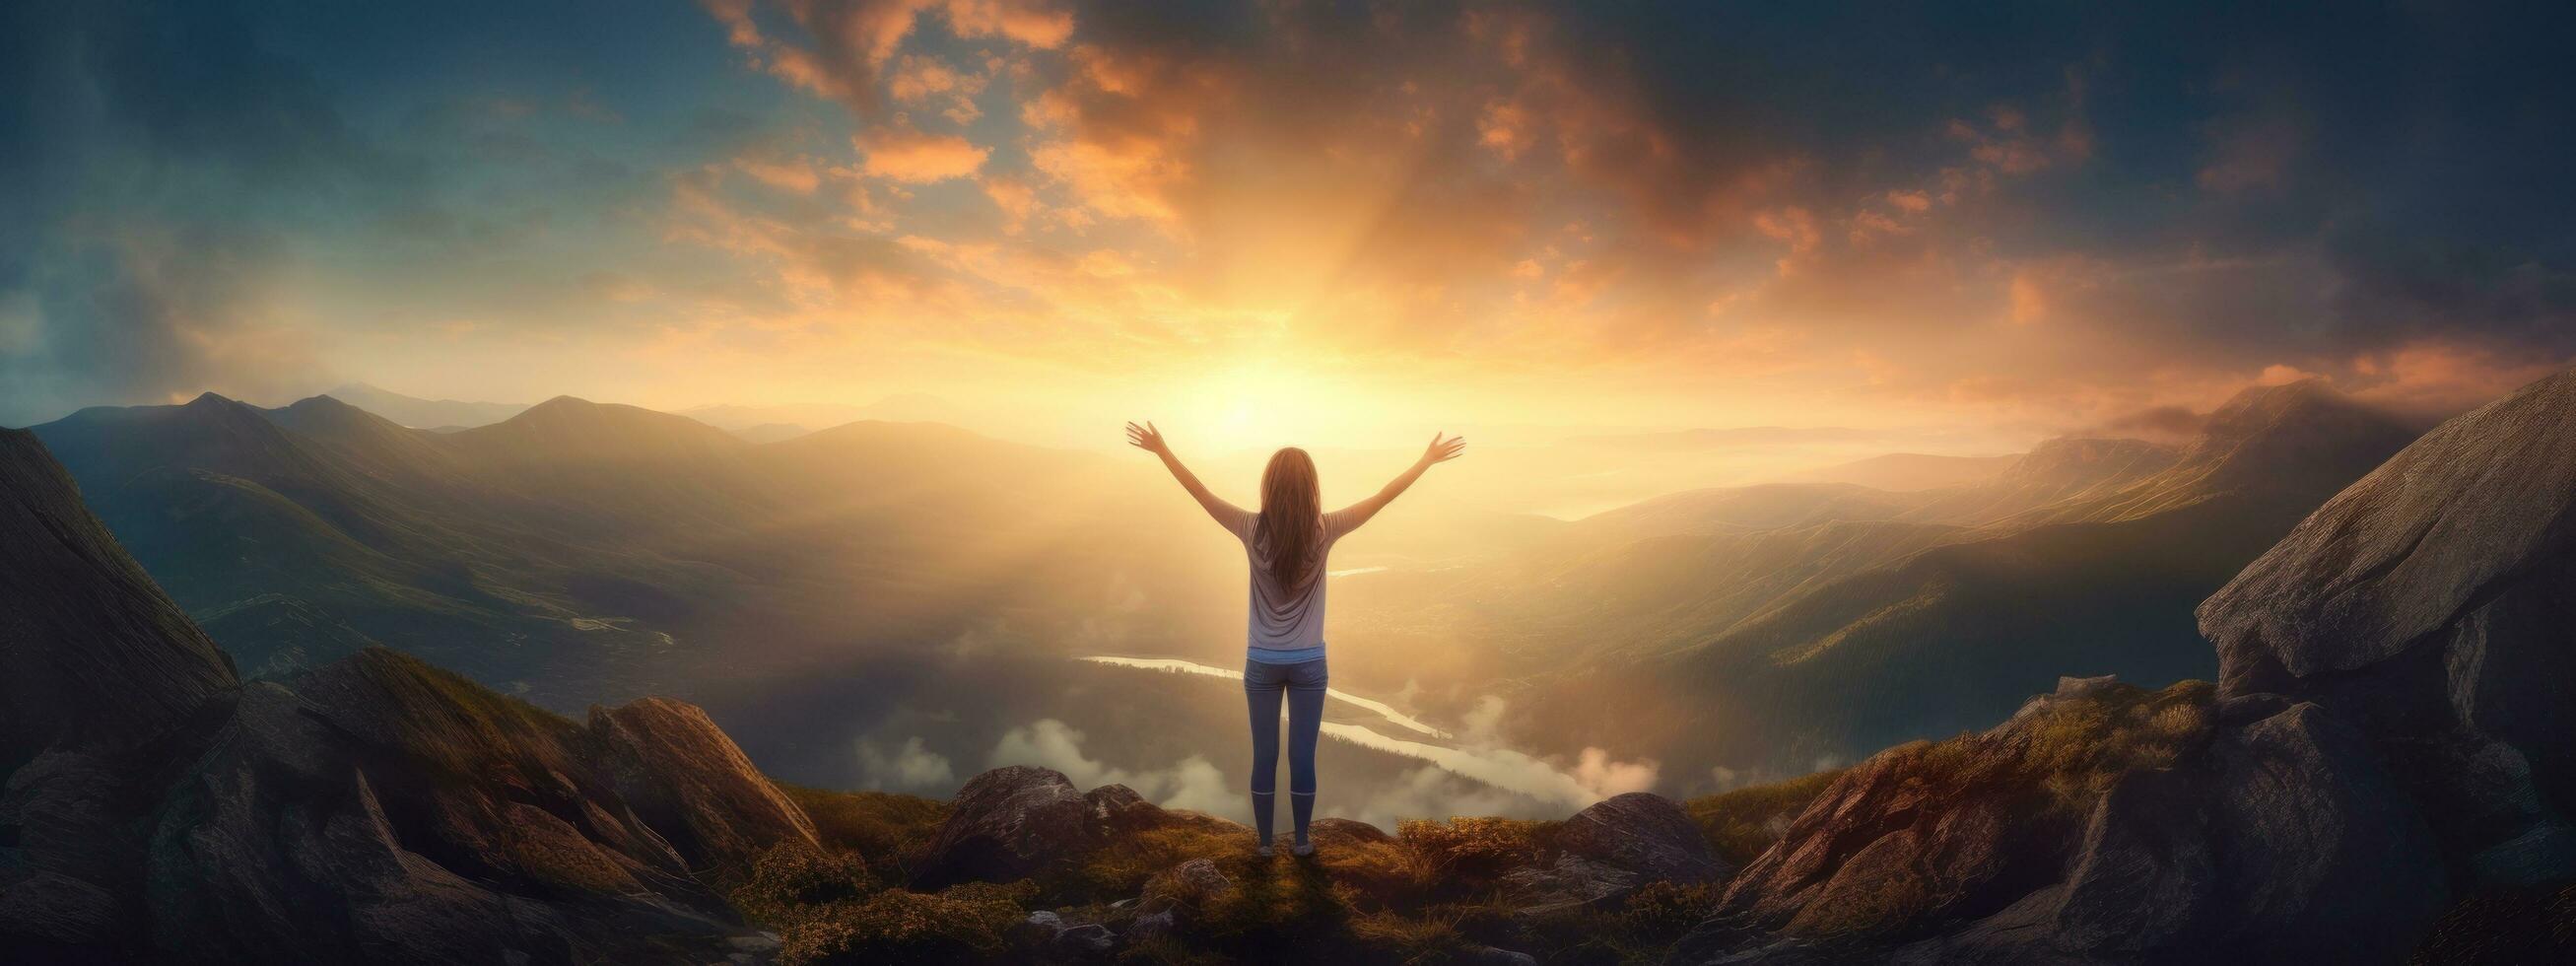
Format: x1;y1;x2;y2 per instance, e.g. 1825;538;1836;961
2202;365;2576;892
1680;368;2576;965
0;429;236;772
1676;681;2448;965
912;766;1203;891
587;697;821;879
0;435;817;963
1507;793;1729;915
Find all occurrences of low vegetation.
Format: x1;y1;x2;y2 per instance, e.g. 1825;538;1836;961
745;683;2225;963
738;789;1744;964
1683;770;1843;867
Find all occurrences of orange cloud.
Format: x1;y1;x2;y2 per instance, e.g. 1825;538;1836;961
858;124;988;182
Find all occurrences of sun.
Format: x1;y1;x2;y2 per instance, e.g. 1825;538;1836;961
1186;361;1369;449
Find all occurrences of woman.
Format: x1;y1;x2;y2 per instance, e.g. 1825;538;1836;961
1126;421;1465;857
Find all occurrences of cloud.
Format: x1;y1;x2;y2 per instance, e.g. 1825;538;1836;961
0;0;364;424
706;0;1070;120
857;124;988;182
855;734;957;792
1329;766;1543;829
987;719;1248;817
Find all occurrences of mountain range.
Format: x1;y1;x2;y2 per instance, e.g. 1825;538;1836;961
1341;380;2421;784
12;367;2576;962
25;378;2429;800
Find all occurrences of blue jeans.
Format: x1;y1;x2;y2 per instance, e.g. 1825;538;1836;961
1245;656;1325;846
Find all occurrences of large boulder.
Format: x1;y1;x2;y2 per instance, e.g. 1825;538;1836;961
2202;366;2576;886
586;697;821;877
1559;792;1731;886
1507;792;1729;915
912;766;1185;890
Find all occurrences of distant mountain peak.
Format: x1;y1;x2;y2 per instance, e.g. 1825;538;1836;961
282;392;356;411
526;393;600;412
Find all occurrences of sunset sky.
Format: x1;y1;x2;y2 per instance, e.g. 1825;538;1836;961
6;0;2574;451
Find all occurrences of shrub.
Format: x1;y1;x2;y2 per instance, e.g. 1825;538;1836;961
1684;770;1844;867
1620;880;1724;938
1395;817;1546;885
776;880;1036;966
1069;821;1258;901
731;844;878;926
778;785;947;876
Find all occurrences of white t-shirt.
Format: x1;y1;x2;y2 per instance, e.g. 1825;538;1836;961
1211;506;1360;662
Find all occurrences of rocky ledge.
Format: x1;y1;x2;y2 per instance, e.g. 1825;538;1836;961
1673;367;2576;965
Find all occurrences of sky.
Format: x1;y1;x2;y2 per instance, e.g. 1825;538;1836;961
6;0;2575;452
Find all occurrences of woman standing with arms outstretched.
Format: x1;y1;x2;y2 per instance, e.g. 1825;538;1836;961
1126;422;1465;857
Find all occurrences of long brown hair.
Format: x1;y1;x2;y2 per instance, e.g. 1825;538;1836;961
1256;448;1322;589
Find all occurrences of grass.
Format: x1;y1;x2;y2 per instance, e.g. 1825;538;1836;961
1683;770;1845;867
731;683;2227;963
777;784;946;878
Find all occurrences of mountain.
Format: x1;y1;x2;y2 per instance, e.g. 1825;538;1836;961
731;421;811;443
0;431;815;963
1574;482;1933;538
22;392;1214;724
321;382;527;429
2013;379;2416;525
0;428;1763;964
30;394;510;647
1499;380;2419;784
677;393;965;435
1674;365;2576;965
0;429;236;771
1894;437;2178;524
262;394;472;489
1787;451;2021;491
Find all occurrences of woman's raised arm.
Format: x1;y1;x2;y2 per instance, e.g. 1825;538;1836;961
1127;421;1251;529
1330;432;1464;531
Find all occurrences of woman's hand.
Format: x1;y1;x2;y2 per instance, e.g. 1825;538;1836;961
1125;420;1171;455
1418;432;1465;467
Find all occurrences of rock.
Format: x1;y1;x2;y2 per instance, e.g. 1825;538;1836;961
1558;792;1730;885
1505;793;1727;916
0;428;236;772
0;870;123;953
1681;367;2576;964
0;429;816;964
2202;704;2448;963
1055;923;1117;954
1464;945;1538;965
2210;692;2290;725
2055;674;2119;700
1014;910;1116;959
1502;854;1637;915
2201;368;2576;686
911;767;1181;890
1127;911;1178;940
2048;766;2215;953
584;697;821;877
2200;366;2576;890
